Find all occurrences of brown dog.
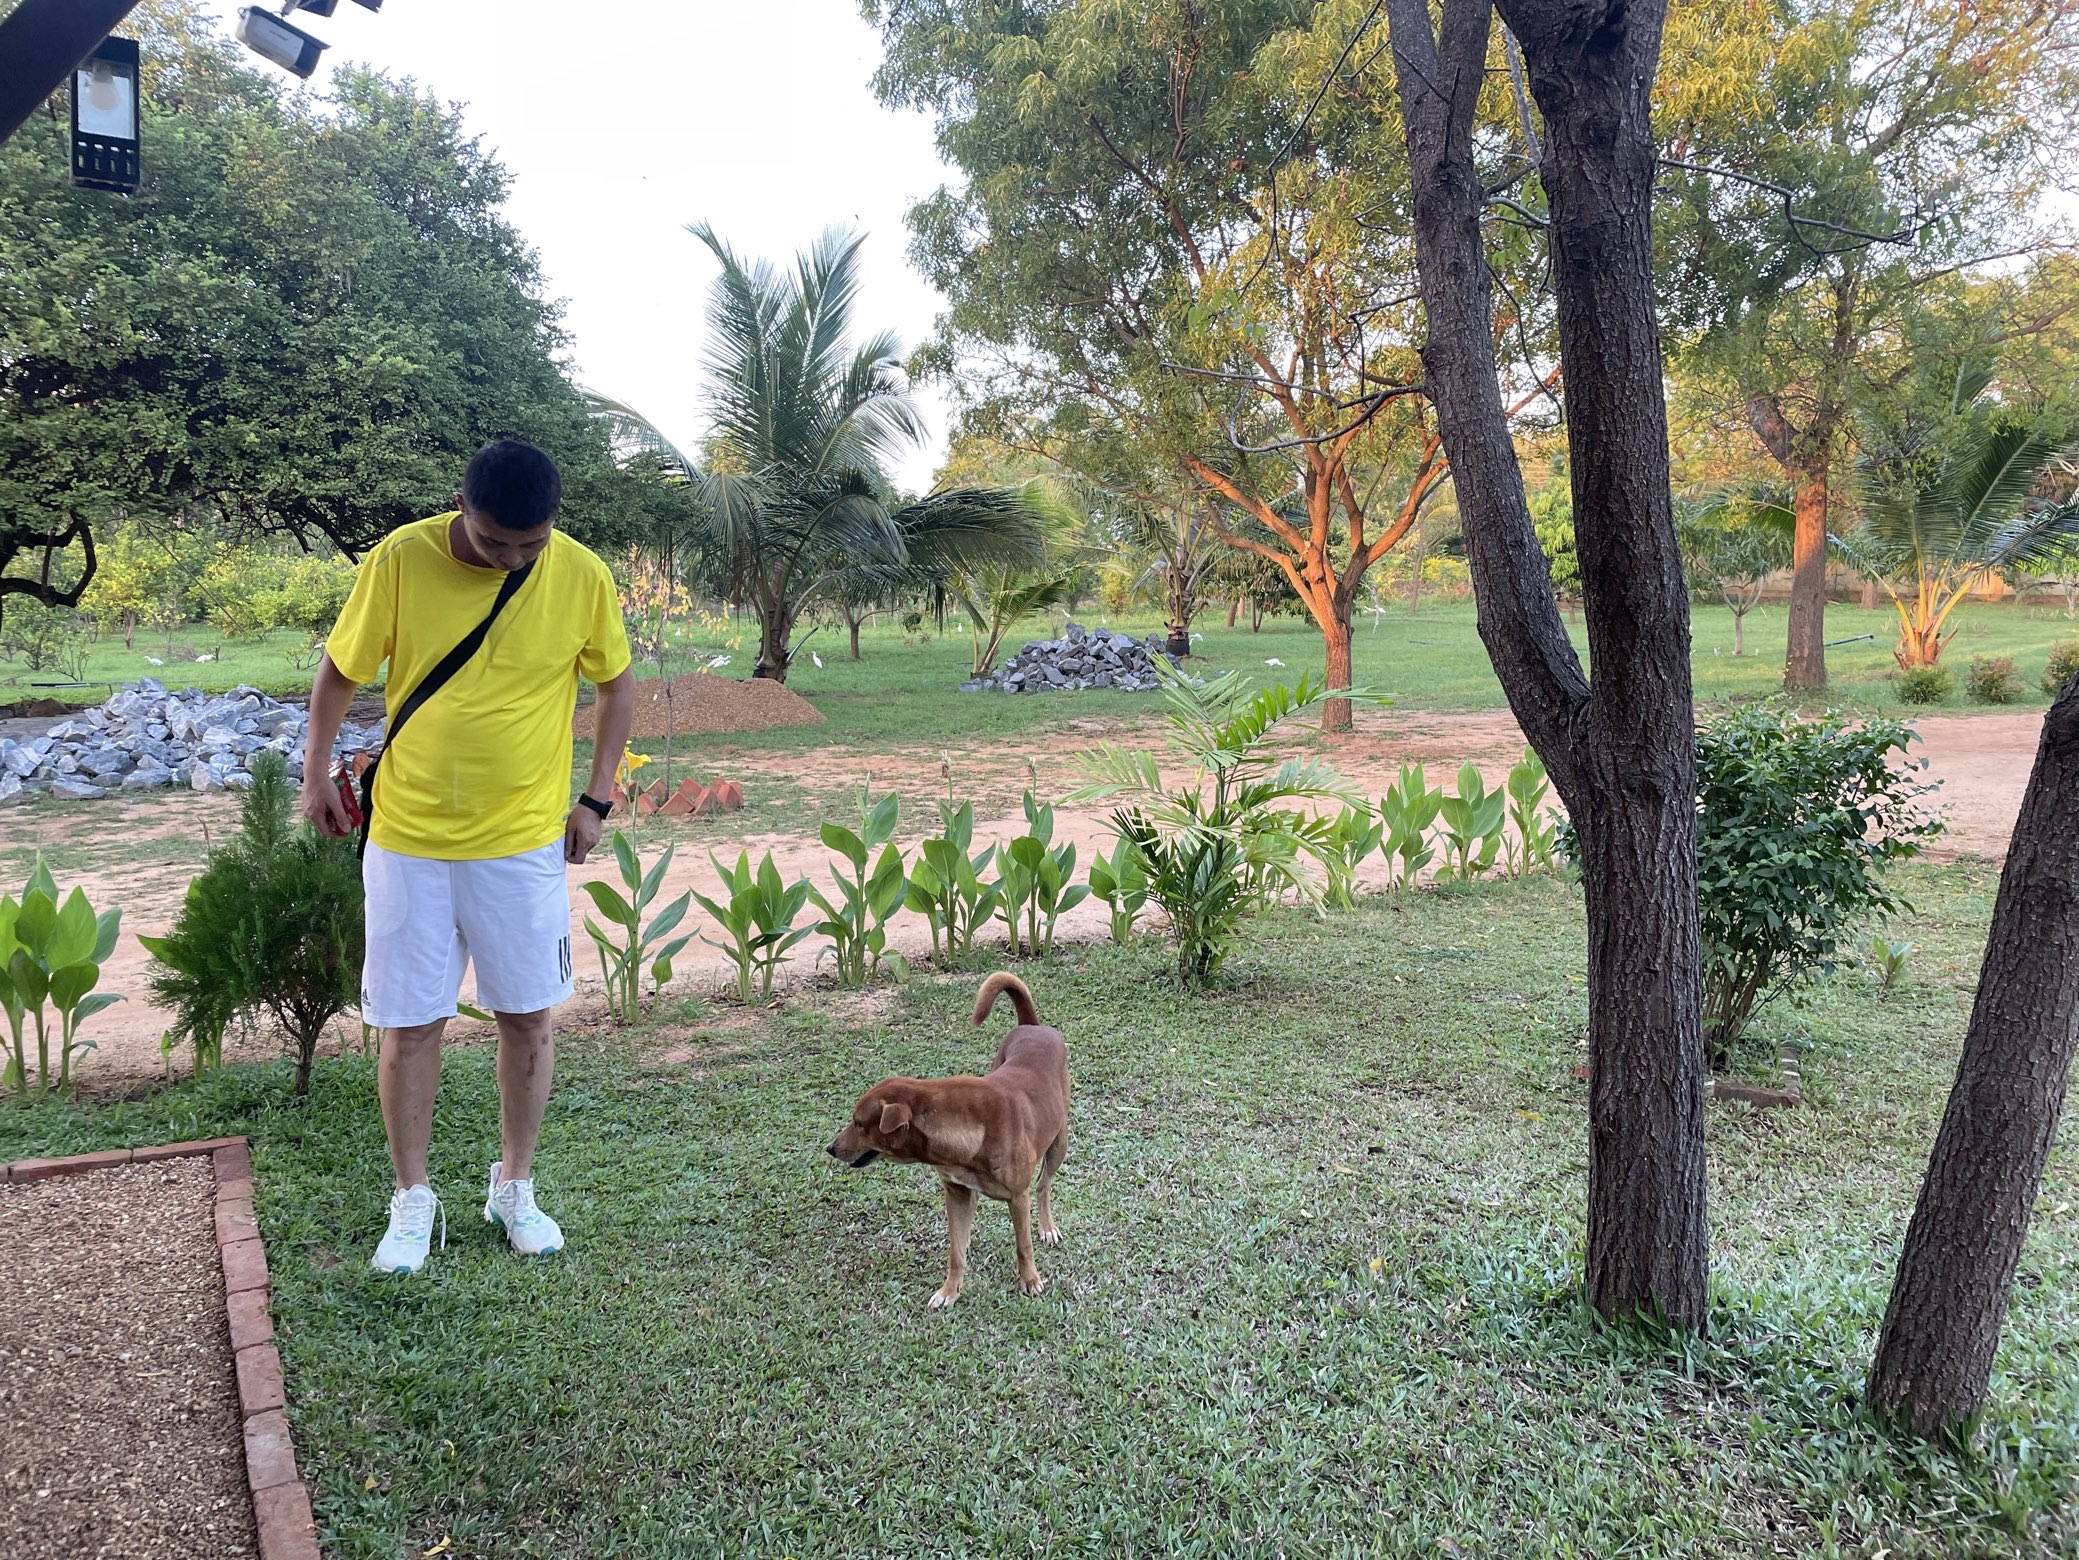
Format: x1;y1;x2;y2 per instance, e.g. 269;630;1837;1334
828;973;1069;1308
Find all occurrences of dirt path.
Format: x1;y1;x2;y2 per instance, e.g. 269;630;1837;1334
12;706;2036;1088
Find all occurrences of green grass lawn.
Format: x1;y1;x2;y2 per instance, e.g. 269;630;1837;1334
14;597;2077;740
8;865;2074;1558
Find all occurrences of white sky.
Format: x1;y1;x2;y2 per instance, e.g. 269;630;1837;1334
192;0;958;493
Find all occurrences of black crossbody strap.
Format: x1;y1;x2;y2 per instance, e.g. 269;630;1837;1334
357;557;535;858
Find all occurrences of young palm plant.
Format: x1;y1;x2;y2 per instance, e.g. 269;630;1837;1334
1068;664;1361;984
591;224;1048;680
1837;416;2079;669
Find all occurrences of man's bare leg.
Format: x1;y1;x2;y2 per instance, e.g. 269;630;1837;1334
379;1018;448;1188
494;1007;554;1181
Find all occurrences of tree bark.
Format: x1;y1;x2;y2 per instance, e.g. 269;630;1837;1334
848;611;864;660
1321;616;1354;734
1732;605;1746;659
1867;674;2079;1436
753;603;792;681
1784;461;1831;688
1391;0;1710;1329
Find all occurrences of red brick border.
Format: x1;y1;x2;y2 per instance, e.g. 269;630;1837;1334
1;1138;321;1560
1571;1044;1804;1109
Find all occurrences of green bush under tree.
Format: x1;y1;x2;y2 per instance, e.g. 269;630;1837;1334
1695;703;1941;1064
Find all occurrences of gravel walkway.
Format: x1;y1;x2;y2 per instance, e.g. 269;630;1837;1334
0;1158;256;1557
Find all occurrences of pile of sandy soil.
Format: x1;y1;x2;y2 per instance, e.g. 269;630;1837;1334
573;671;826;741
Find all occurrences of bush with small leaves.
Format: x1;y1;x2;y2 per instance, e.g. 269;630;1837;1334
1897;664;1953;704
2043;638;2079;696
1965;655;2024;705
1697;703;1941;1062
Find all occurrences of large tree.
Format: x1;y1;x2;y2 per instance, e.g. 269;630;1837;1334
0;3;648;609
1868;670;2079;1434
1389;0;1710;1326
867;0;1494;731
1656;0;2079;688
601;225;1050;682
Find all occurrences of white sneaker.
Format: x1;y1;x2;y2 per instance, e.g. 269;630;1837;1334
370;1184;444;1274
483;1162;564;1256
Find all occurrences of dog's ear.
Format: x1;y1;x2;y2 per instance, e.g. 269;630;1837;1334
878;1099;913;1134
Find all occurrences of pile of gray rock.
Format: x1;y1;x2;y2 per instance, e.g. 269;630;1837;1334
0;680;381;805
960;622;1181;694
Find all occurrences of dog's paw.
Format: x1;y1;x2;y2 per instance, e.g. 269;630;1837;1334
927;1287;960;1310
1020;1270;1049;1297
1039;1225;1062;1246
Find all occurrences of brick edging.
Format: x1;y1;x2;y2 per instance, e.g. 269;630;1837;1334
2;1137;321;1560
1570;1044;1803;1109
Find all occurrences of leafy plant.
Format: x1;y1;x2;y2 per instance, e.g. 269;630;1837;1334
2044;638;2079;696
1070;665;1360;984
807;786;909;986
994;792;1088;956
1322;805;1385;910
1086;836;1148;944
1865;933;1915;995
0;855;123;1097
693;850;814;1002
1379;763;1444;887
1964;654;2023;705
1898;663;1953;704
1434;763;1506;881
140;753;358;1093
1696;703;1941;1062
580;832;695;1020
1502;748;1561;878
1838;416;2079;668
903;801;1002;964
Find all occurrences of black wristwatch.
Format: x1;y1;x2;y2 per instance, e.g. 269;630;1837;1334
578;793;613;819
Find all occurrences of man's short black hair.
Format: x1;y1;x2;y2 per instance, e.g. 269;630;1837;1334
462;440;562;530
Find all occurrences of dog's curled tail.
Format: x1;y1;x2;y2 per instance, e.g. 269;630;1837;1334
973;972;1039;1029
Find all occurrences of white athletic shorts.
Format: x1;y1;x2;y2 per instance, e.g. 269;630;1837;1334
360;840;575;1028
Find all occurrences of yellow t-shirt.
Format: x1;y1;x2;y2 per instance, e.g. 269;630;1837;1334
327;514;631;861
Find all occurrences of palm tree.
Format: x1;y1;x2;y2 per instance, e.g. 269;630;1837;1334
594;225;1046;681
1838;419;2079;668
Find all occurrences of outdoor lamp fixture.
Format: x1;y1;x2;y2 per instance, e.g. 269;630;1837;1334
70;35;139;194
234;8;328;79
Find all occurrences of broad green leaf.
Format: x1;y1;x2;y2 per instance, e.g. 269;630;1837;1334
820;823;868;870
581;880;635;926
48;889;97;970
49;962;98;1012
91;906;123;964
611;830;640;890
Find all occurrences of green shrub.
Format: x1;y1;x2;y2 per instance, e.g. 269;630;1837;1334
807;786;908;987
1696;703;1940;1061
1321;805;1385;910
1086;836;1148;943
1379;763;1443;887
692;851;812;1003
2043;639;2079;696
140;753;362;1092
1434;762;1506;881
1897;664;1953;704
1070;664;1358;985
580;832;694;1019
1964;654;2024;705
1502;748;1560;878
903;802;1001;964
0;854;124;1096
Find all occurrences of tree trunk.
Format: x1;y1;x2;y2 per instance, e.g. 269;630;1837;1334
1861;577;1880;610
1321;616;1354;734
1228;594;1243;629
753;604;792;682
1784;460;1830;689
1392;0;1710;1331
1166;626;1191;658
1867;674;2079;1436
1732;604;1746;658
848;612;863;660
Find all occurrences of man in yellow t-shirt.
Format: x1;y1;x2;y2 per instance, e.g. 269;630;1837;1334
301;440;635;1275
